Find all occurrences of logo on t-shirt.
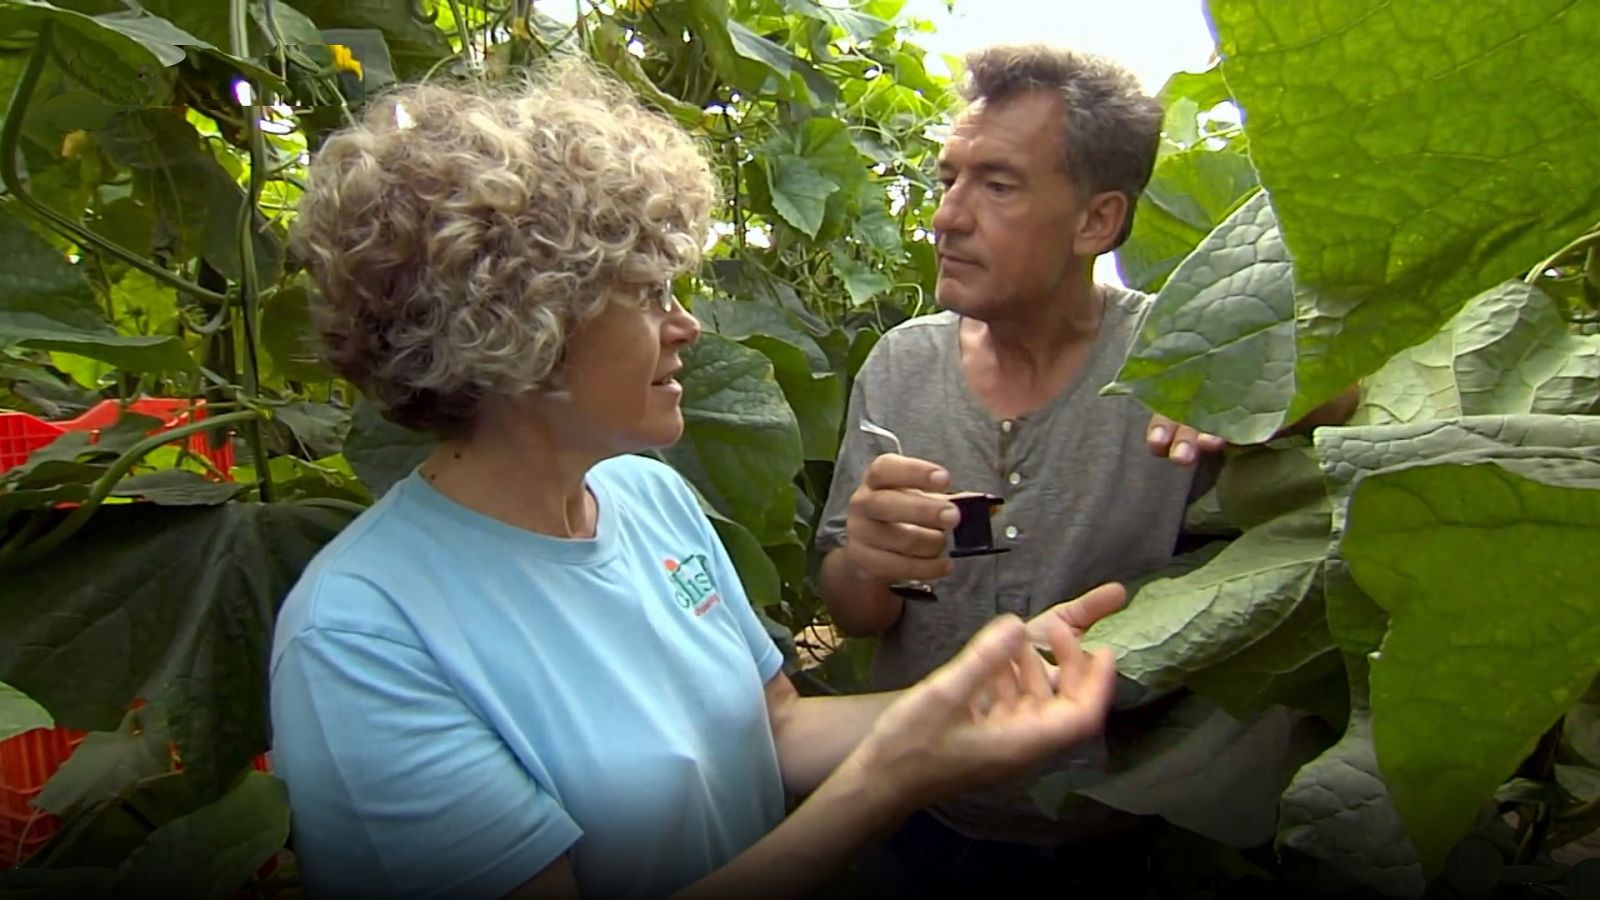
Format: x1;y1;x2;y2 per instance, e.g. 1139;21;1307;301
665;554;722;617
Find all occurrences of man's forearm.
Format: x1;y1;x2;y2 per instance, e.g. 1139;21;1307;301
819;547;905;637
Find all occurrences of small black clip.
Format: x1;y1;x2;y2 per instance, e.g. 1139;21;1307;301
949;493;1010;558
889;582;938;602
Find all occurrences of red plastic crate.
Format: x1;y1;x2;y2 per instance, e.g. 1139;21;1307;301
2;399;256;868
0;397;235;476
0;719;273;868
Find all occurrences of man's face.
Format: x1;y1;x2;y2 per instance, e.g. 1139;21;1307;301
931;90;1100;320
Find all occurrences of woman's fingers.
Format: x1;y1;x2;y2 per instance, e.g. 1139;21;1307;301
928;615;1027;710
1015;631;1053;701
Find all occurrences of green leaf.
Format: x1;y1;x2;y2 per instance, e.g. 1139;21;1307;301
270;401;350;461
1355;281;1600;427
1351;323;1463;427
289;0;452;78
767;154;839;239
781;0;892;42
0;679;53;741
743;334;844;462
89;8;213;63
260;281;329;382
658;333;802;545
1215;443;1328;532
1209;0;1600;420
1276;680;1427;898
832;252;891;307
136;0;230;49
322;26;396;92
0;207;192;373
342;398;432;497
694;294;830;372
1082;491;1332;693
1341;459;1600;874
1452;282;1600;416
1185;591;1340;720
725;20;835;104
682;483;781;610
1157;64;1231;115
33;704;170;821
1104;191;1298;443
94;108;284;289
110;470;246;506
1116;149;1258;292
0;2;180;104
1038;693;1329;849
118;771;290;900
0;503;354;802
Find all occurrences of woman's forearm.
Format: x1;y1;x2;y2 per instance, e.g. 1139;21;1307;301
770;691;900;796
668;753;906;900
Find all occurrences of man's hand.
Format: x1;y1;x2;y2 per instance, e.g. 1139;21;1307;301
1146;413;1226;467
842;453;960;584
1026;582;1128;646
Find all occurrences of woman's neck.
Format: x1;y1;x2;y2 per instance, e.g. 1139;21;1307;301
418;412;600;539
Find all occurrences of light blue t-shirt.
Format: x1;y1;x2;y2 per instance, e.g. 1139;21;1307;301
268;455;787;900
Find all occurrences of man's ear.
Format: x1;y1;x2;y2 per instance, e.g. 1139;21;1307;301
1074;190;1131;258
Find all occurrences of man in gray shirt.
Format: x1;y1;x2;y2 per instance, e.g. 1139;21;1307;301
815;44;1358;895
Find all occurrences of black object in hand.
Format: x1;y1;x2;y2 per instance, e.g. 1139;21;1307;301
949;493;1009;558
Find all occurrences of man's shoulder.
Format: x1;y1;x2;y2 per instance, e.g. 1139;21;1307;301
1102;283;1154;323
858;310;960;376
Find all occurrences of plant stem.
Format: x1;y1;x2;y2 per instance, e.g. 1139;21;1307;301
232;0;275;504
0;23;229;305
0;410;262;568
446;0;477;66
1526;227;1600;286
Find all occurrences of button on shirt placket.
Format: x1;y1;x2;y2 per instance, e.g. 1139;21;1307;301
995;419;1028;618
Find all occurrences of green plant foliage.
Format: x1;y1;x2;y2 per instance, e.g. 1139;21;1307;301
0;503;353;803
1209;0;1600;427
1346;460;1600;874
0;679;53;741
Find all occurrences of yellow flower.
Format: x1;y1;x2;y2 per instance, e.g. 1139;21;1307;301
60;129;91;159
511;16;531;40
623;0;654;11
329;44;364;80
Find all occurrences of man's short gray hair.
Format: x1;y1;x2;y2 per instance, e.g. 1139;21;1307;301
959;44;1162;246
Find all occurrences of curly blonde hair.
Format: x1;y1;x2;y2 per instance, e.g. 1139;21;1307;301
290;58;716;434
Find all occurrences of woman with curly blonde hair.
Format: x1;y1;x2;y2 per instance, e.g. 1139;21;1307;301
269;59;1117;900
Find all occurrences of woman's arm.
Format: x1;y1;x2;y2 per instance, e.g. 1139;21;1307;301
507;614;1113;900
762;672;899;797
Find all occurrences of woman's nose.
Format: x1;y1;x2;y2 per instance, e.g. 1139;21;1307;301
666;304;701;347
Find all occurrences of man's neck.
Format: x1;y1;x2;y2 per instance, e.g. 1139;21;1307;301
959;276;1105;419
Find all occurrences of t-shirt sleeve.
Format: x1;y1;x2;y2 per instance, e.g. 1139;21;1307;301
270;600;581;900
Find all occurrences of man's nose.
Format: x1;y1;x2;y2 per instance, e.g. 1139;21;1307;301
931;185;972;235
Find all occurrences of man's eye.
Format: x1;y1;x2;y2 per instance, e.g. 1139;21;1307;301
988;181;1015;195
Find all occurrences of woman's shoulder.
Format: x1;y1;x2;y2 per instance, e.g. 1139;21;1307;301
592;453;692;501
